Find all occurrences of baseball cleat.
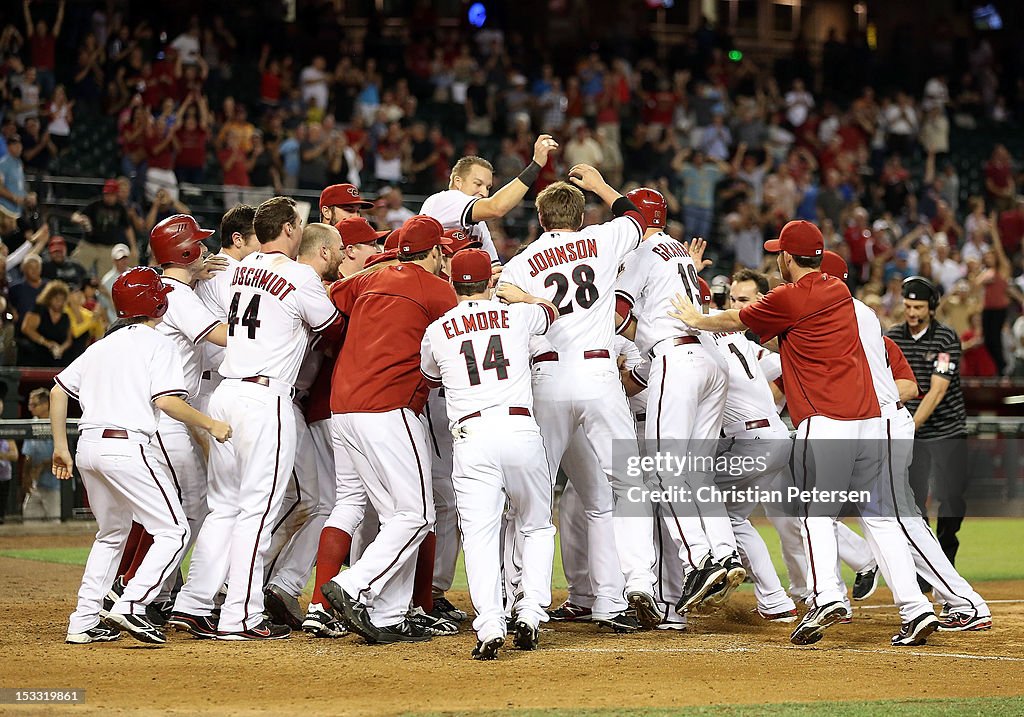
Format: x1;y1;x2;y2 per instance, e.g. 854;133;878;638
892;611;940;646
321;580;380;644
937;611;992;632
757;608;799;623
167;612;218;639
547;601;593;622
431;595;468;623
302;606;349;638
938;603;951;620
145;600;174;627
408;606;459;636
595;611;640;633
790;601;848;646
852;566;879;601
216;619;291;641
264;585;304;629
66;622;121;644
103;612;166;645
471;634;505;660
627;591;662;629
656;619;687;631
676;556;727;615
704;556;746;607
102;576;126;616
374;619;433;644
512;620;539;650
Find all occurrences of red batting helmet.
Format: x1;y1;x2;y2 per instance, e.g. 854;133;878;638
112;266;173;319
150;214;215;266
626;188;667;229
821;250;849;281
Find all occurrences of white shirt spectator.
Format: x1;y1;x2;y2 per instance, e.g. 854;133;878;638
923;77;950;112
300;62;330;111
885;102;918;137
931;256;965;293
170;32;201;65
784;88;814;127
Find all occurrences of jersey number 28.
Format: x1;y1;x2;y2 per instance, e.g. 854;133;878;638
227;292;262;339
544;264;599;315
459;335;509;385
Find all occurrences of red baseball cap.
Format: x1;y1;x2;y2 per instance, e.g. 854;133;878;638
697;277;711;304
364;249;398;268
383;226;401;252
48;236;67;252
764;220;824;257
821;250;849;281
103;179;119;195
398;216;451;255
450;249;492;283
319;183;373;210
440;228;482;257
334;217;380;248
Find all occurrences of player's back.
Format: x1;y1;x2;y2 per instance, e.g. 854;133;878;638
331;262;457;414
218;251;337;386
156;277;219;399
420;189;498;261
706;321;780;427
423;298;553;427
616;232;702;355
500;215;641;357
194;253;240;375
852;297;898;411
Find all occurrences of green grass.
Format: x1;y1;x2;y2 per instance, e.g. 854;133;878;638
5;517;1020;590
400;697;1024;717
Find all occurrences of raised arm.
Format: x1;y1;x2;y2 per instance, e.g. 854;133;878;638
469;135;558;222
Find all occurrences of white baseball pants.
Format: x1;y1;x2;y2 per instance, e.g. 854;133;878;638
424;392;460;596
69;432;189;634
330;408;434;628
174;379;297;632
531;356;656;595
453;412;554;639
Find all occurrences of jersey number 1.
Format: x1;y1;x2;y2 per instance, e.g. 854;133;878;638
460;335;509;385
227;292;262;339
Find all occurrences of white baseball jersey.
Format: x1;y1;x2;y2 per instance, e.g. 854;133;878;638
499;215;642;356
853;297;899;411
55;324;188;436
194;252;241;375
217;251;339;385
419;189;500;262
420;298;556;428
615;231;702;356
706;315;779;425
156;277;221;399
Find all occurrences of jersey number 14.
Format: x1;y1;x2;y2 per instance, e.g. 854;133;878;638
459;335;509;385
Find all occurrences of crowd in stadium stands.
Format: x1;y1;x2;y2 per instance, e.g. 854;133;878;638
0;2;1021;375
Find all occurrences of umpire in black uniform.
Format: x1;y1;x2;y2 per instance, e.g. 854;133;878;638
886;276;969;568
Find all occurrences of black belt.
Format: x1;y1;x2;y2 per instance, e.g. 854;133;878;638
635;412;646;423
532;349;610;364
896;401;904;410
102;429;129;439
201;370;213;380
457;406;531;425
744;419;771;431
242;375;272;388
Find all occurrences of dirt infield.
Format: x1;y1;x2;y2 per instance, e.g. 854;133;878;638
3;534;1023;717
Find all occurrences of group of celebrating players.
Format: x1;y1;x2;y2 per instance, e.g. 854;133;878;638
53;133;992;660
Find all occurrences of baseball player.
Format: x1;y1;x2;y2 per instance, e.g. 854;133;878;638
420;135;559;267
819;252;990;632
421;248;559;658
171;199;341;640
497;164;663;628
320;215;457;644
669;220;936;647
319;184;374;225
613;188;731;616
193;204;262;416
54;267;231;645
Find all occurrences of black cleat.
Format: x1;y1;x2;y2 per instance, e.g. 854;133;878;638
892;611;940;646
215;618;290;641
852;566;879;601
627;591;662;629
103;612;166;645
321;580;380;643
790;601;848;646
596;611;640;633
374;619;433;644
264;585;304;629
512;620;538;650
676;556;728;614
66;622;121;644
472;635;504;660
167;611;218;639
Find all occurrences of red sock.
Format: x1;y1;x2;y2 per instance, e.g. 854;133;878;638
122;531;155;583
116;522;146;576
310;527;352;608
413;532;436;613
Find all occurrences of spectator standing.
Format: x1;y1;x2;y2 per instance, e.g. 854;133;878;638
884;92;918;157
145;104;180;200
984;145;1015;212
245;131;278;204
300;56;330;113
674;148;729;241
22;0;64;97
21;388;60;522
70;179;138;277
974;228;1013;375
378;187;414;229
298;122;330;191
41;236;86;287
11;66;42;127
563;125;604;169
20;117;56;174
783;78;814;128
170;18;201;66
0;134;26;220
8;253;44;319
218;129;251;209
174;94;211;184
278;126;302;192
64;283;102;362
19;279;71;366
325;131;361;189
97;243;131;322
404;122;437;195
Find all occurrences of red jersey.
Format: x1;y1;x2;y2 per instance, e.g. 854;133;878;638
176;127;208;169
330;263;457;414
739;271;879;427
883;336;915;384
304;349;338;423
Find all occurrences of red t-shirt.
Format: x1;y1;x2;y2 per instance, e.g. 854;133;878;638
304;350;338;423
218;148;250;186
843;225;873;265
260;71;281;104
985;160;1011;192
739;272;879;427
176;127;208;169
31;35;56;71
997;208;1024;255
883;336;915;384
146;126;174;169
329;263;457;414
